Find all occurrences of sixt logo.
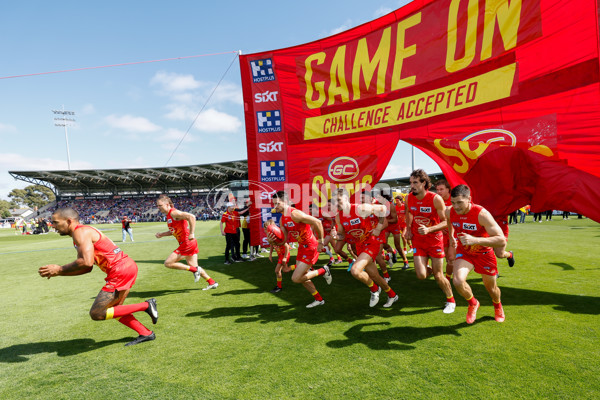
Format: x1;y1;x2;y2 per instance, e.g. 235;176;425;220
285;221;295;227
250;58;275;83
350;218;361;225
463;223;477;231
420;207;432;213
258;141;284;153
327;157;359;182
254;90;279;103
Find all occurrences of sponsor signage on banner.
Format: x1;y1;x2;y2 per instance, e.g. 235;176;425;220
241;0;600;246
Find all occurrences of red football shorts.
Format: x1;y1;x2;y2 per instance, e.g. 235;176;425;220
174;238;199;256
414;245;445;259
442;232;450;249
500;223;509;239
456;251;498;276
296;242;319;266
102;258;138;292
384;223;401;235
277;250;290;265
356;237;382;261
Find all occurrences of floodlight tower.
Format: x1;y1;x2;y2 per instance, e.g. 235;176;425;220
52;106;76;170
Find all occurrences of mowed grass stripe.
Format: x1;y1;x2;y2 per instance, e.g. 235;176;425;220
0;217;598;399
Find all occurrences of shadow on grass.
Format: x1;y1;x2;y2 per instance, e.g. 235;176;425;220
186;255;600;317
549;262;575;271
134;259;167;265
127;288;201;299
0;337;130;363
186;300;441;325
210;288;266;297
326;318;492;350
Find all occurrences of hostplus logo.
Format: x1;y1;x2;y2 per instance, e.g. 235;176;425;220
257;110;282;133
260;160;286;182
250;58;275;83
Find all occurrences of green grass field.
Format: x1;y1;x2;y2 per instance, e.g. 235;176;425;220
1;217;599;399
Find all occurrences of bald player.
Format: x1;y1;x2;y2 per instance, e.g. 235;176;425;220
38;207;157;346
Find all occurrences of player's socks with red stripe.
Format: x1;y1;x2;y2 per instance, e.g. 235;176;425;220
493;300;505;322
316;267;326;276
312;291;323;301
385;287;396;298
188;266;198;273
445;274;452;281
117;314;152;336
106;302;150;319
206;278;216;285
446;296;455;303
392;249;397;254
337;255;342;262
368;281;379;293
277;278;282;289
466;295;480;324
383;271;390;279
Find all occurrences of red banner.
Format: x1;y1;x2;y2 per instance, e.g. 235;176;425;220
241;0;600;245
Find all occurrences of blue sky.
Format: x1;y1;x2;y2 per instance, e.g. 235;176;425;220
0;0;440;201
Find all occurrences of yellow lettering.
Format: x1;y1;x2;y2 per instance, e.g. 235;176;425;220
352;27;391;100
328;46;350;106
434;139;469;173
459;140;489;159
481;0;522;60
391;13;421;91
304;53;326;109
446;0;479;73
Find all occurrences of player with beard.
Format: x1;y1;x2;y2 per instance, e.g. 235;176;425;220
446;184;507;323
38;207;157;346
406;170;456;314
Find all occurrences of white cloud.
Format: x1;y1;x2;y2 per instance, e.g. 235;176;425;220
164;104;196;121
155;128;196;144
211;82;243;105
327;19;355;36
0;123;17;134
374;6;393;17
0;153;94;200
81;104;96;115
150;71;203;92
192;109;242;133
105;114;162;133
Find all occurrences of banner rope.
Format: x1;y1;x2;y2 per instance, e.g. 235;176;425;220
0;51;240;80
163;51;241;168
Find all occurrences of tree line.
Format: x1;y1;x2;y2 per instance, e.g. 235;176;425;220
1;185;56;218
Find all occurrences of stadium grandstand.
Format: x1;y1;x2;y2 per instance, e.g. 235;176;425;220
9;159;443;223
9;160;249;223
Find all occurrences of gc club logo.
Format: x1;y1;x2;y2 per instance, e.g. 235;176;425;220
327;156;359;182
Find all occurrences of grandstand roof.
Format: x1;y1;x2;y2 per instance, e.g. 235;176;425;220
9;160;248;196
